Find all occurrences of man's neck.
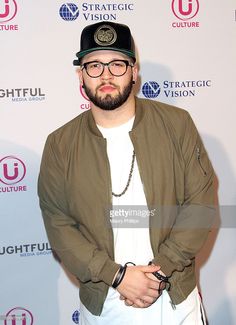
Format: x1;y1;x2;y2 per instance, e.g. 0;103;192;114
90;95;135;128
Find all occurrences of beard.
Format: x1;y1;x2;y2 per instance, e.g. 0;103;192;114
83;77;133;111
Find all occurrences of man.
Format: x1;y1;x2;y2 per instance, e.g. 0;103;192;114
38;21;215;324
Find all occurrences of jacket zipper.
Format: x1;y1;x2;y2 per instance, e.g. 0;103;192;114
196;147;207;176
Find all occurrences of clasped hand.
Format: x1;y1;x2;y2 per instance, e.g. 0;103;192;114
117;264;166;308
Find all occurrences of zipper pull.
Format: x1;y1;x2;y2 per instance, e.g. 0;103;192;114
170;300;176;310
196;147;207;176
196;147;200;160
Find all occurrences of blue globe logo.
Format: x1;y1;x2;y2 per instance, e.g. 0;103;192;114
142;81;161;98
72;310;80;324
59;3;80;21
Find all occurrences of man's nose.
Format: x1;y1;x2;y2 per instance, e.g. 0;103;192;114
101;65;113;79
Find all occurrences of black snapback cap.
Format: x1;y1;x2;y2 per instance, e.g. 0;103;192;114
73;21;136;65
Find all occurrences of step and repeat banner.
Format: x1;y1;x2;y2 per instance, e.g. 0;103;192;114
1;1;236;324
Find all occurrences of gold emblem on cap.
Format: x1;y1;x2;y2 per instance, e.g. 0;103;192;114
94;24;117;46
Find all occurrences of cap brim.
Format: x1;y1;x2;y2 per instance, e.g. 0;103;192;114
73;47;136;66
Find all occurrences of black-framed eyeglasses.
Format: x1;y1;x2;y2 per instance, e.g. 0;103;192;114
81;59;134;78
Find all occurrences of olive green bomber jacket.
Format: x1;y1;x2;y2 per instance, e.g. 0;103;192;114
38;97;215;316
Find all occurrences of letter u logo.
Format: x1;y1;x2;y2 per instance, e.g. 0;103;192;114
172;0;199;21
4;309;33;325
0;156;26;185
0;0;10;18
179;0;192;16
0;0;17;23
3;162;18;180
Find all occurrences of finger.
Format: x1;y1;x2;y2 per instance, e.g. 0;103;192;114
138;286;162;303
146;279;162;291
132;304;151;308
145;272;160;282
133;298;152;308
124;299;134;306
132;302;152;308
119;295;125;300
141;293;160;304
132;303;140;308
159;281;166;291
139;265;161;273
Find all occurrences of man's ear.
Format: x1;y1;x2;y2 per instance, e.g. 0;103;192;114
76;68;84;86
132;64;138;84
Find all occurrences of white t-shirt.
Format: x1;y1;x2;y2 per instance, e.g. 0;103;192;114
98;116;153;266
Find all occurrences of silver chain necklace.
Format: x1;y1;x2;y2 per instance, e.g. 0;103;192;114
112;150;136;197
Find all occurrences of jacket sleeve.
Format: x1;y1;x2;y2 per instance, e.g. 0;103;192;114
152;112;216;277
38;134;120;285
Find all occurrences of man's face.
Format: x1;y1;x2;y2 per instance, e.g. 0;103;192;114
78;50;137;111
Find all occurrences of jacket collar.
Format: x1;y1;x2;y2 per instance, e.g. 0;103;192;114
86;97;145;137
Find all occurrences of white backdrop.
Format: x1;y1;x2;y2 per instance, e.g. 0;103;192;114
0;1;236;324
